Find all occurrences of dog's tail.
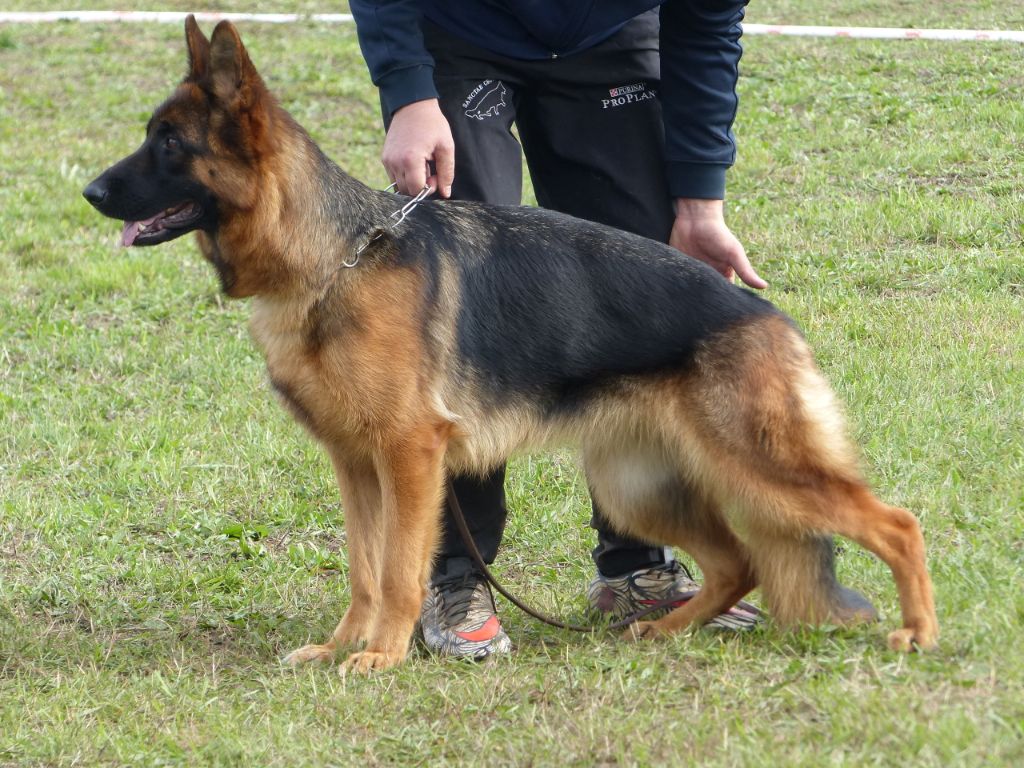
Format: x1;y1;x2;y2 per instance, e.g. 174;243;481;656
686;314;917;629
745;533;877;626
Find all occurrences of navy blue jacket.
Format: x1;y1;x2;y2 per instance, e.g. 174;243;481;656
350;0;748;200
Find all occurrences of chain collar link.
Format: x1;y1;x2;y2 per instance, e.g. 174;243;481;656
342;184;434;268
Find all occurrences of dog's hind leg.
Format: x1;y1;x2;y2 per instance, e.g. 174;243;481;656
583;446;756;641
685;314;937;650
339;424;449;674
626;510;757;641
285;455;383;666
818;484;936;651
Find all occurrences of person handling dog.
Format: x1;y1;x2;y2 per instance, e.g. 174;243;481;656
350;0;767;658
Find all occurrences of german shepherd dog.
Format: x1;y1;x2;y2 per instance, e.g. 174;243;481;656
84;18;938;672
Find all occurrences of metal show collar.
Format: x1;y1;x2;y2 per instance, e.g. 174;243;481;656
342;183;434;269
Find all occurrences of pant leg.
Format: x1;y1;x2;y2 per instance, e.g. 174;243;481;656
412;23;527;578
514;12;676;576
414;21;525;206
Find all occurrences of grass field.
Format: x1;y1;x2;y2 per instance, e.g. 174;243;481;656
1;2;1023;765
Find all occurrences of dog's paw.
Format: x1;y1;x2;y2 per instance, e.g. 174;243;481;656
283;643;337;666
621;621;666;643
338;650;405;675
887;627;938;653
332;609;374;649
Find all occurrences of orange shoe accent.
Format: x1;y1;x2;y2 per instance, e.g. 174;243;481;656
454;615;501;643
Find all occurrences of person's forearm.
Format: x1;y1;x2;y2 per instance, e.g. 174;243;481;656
675;197;724;220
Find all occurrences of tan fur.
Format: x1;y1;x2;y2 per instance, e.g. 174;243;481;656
120;19;939;672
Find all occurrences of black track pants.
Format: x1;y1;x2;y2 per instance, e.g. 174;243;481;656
385;12;678;580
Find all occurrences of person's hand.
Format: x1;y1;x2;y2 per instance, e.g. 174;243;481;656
381;99;455;197
669;198;767;289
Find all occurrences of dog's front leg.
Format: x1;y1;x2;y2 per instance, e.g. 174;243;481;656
285;454;383;666
340;426;448;674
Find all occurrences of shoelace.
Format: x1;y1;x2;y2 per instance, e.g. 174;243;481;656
658;561;696;584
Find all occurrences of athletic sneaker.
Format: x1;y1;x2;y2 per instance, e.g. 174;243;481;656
420;567;513;659
587;561;762;631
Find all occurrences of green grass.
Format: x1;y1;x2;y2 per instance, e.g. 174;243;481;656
2;5;1023;767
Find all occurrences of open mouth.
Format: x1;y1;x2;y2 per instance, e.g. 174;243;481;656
121;202;203;246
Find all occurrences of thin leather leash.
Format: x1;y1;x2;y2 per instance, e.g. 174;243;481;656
445;478;695;633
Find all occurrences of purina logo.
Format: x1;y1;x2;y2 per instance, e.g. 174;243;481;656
609;83;645;98
603;82;657;109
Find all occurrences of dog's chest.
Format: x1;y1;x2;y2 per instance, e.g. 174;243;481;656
249;297;338;440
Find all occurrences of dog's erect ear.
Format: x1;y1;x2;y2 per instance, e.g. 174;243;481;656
184;14;210;81
208;20;265;107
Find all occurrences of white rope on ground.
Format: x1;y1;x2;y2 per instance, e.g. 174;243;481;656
1;11;1022;44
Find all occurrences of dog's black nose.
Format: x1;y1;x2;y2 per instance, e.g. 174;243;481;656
82;180;108;208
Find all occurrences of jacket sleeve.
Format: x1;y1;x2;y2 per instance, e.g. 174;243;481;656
659;0;747;200
350;0;438;115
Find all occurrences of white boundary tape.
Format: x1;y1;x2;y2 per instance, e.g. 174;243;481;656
744;23;1024;42
0;11;356;24
0;11;1021;44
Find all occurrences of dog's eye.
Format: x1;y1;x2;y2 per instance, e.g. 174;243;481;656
165;136;181;151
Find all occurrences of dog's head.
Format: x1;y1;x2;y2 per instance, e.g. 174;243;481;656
83;16;275;248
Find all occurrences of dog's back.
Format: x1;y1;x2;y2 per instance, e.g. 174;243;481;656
421;202;779;396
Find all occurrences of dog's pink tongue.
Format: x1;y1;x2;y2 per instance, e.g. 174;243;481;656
120;212;163;247
121;221;142;247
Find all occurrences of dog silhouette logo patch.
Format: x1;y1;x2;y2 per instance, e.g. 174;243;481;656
463;79;508;121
